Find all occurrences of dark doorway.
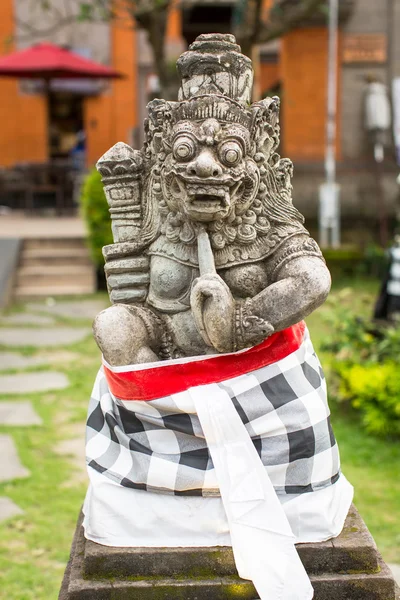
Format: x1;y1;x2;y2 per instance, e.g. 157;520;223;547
49;92;84;160
181;4;234;45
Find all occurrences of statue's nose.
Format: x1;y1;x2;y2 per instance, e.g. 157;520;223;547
187;150;222;178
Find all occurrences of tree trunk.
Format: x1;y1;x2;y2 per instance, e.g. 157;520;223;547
140;3;175;100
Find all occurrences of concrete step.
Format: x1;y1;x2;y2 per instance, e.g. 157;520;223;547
24;238;88;250
15;284;95;298
14;237;96;298
21;255;93;268
21;247;91;260
16;272;95;288
18;265;94;277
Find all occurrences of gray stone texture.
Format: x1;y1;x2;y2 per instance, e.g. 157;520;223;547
0;401;42;426
0;327;90;347
0;371;69;394
0;400;42;427
83;505;378;579
0;497;23;522
55;434;87;484
0;313;55;325
0;434;30;482
0;351;77;370
27;301;109;320
59;507;397;600
94;33;331;365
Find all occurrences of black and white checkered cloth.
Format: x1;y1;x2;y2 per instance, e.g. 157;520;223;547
86;330;340;497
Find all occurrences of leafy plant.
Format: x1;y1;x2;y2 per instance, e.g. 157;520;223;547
321;296;400;438
338;362;400;437
80;168;112;269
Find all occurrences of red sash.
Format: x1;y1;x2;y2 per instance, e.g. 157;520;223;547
103;321;306;401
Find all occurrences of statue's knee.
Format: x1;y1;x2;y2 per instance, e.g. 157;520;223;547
93;305;150;364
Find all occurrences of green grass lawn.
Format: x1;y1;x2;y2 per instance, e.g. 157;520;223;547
306;276;400;563
0;279;399;599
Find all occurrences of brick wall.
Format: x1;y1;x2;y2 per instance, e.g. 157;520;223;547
280;27;341;162
0;0;47;166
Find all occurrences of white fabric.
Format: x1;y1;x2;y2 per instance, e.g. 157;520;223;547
83;381;353;599
191;383;313;600
83;467;353;547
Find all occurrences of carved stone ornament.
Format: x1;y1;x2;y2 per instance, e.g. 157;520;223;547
85;38;358;600
94;33;330;365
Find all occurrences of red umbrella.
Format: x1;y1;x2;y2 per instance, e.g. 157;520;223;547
0;42;121;79
0;42;121;162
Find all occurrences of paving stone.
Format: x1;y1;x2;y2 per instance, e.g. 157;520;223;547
0;327;90;347
1;313;55;326
0;372;69;394
0;496;24;522
389;565;400;586
0;352;47;370
0;351;78;370
0;401;42;426
27;300;108;320
0;434;30;482
56;433;87;485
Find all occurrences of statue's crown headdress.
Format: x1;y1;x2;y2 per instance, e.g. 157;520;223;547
177;33;253;106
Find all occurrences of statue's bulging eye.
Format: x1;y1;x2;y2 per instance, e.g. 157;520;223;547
173;137;196;161
219;141;243;166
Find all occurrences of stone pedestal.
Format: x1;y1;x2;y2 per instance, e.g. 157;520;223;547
59;505;399;600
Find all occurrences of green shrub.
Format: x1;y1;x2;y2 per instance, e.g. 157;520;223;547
338;362;400;437
80;168;112;268
322;245;388;279
322;298;400;438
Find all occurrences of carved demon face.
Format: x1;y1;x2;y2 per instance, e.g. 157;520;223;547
161;118;260;223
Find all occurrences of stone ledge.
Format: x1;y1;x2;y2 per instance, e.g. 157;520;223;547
83;504;378;579
60;506;397;600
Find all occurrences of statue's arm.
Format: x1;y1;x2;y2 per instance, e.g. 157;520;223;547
191;235;330;353
237;238;330;348
244;255;330;334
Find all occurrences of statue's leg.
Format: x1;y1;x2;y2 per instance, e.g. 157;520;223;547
93;305;161;366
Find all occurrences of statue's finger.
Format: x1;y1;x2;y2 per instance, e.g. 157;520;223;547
197;228;217;276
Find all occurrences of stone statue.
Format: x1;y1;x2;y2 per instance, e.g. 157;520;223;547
84;34;354;600
94;33;330;365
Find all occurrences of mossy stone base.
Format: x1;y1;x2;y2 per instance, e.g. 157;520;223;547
59;506;397;599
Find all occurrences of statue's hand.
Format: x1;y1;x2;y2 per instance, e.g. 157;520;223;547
190;273;235;353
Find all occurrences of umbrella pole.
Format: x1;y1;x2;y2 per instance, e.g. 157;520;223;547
43;78;51;162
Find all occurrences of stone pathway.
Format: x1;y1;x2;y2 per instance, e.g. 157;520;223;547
0;300;99;523
0;371;69;394
0;497;23;520
0;434;30;482
0;401;42;426
0;313;55;326
55;424;87;486
27;299;108;320
0;327;90;347
389;564;400;585
0;350;79;371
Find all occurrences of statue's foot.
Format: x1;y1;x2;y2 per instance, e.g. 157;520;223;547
93;304;160;366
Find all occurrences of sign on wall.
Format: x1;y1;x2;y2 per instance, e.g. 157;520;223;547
342;34;387;64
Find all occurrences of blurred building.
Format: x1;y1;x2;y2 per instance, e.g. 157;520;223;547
0;0;399;240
